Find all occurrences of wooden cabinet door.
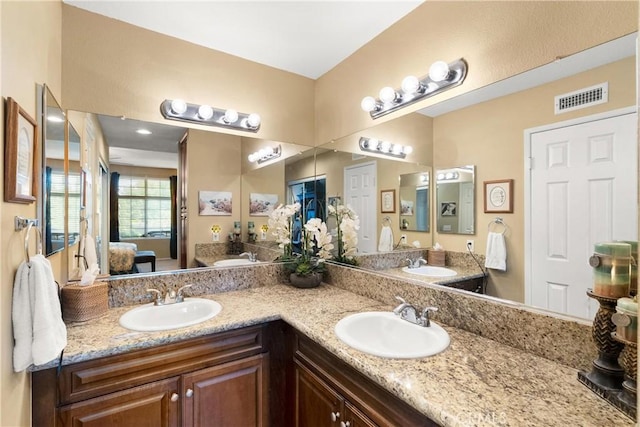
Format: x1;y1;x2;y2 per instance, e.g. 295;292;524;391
295;360;344;427
342;402;377;427
181;353;269;427
58;377;180;427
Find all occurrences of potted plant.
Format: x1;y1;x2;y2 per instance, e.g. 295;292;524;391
268;204;334;288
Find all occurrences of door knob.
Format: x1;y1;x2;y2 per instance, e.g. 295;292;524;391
331;411;340;422
186;388;194;398
170;393;179;402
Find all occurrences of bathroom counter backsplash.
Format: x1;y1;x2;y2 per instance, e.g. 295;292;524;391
41;284;631;427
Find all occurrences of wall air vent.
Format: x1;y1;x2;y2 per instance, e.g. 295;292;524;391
554;82;608;114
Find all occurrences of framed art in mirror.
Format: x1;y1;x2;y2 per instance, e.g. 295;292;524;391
380;189;395;213
484;179;513;213
5;98;38;204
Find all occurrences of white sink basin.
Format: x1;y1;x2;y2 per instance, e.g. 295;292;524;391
119;298;222;331
335;312;450;358
213;259;262;267
402;266;457;277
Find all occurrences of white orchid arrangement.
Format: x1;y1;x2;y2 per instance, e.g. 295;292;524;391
268;203;334;276
328;204;360;265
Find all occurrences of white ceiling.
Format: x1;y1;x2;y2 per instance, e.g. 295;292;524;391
63;0;424;79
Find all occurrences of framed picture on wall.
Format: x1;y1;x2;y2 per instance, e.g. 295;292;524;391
198;190;232;216
4;98;38;204
484;179;514;213
249;192;278;216
380;189;395;213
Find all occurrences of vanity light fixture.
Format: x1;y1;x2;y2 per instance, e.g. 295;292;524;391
361;58;468;119
359;137;413;159
248;144;281;164
160;99;261;132
436;172;459;182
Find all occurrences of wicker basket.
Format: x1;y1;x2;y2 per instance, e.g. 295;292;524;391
61;282;109;322
427;249;446;267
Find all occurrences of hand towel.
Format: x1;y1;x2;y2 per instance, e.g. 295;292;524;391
12;254;67;372
83;234;98;270
485;231;507;271
378;225;394;252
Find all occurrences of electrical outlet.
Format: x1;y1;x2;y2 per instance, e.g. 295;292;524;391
400;234;407;244
466;239;475;252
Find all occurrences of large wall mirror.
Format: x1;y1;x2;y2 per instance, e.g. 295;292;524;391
61;31;636;321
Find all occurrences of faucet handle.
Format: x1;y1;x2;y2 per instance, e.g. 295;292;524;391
420;306;438;327
395;295;407;304
176;284;193;302
147;288;162;305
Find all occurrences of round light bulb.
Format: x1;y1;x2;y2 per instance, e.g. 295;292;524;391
429;61;450;82
223;109;238;124
247;113;261;128
401;75;420;95
379;86;397;103
361;96;377;112
392;144;403;155
403;145;413;155
248;153;257;162
380;140;391;153
368;138;378;149
264;146;274;156
170;99;187;114
198;105;214;120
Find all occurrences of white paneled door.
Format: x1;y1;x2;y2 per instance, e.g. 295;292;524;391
344;161;377;253
527;111;637;319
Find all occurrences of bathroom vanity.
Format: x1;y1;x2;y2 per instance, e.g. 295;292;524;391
30;282;633;427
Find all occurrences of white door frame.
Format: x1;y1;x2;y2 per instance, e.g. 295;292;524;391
523;106;637;306
344;161;377;253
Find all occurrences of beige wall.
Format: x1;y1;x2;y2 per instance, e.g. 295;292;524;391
1;2;62;426
316;1;637;145
187;130;242;267
61;4;316;147
434;57;636;303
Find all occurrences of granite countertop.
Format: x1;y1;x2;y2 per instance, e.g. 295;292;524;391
47;284;630;427
384;264;485;286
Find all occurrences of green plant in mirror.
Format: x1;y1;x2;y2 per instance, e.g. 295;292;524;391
328;204;359;266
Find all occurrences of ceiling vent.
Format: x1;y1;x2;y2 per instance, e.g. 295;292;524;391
554;82;608;114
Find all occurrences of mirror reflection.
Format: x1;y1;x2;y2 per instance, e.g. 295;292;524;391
67;123;81;248
62;32;636;321
435;166;475;235
399;171;430;232
40;86;65;256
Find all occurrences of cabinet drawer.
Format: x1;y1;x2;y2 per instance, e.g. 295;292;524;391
57;325;265;405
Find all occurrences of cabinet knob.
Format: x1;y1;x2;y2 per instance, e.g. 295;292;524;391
340;422;351;427
170;393;179;402
331;411;340;422
186;388;194;398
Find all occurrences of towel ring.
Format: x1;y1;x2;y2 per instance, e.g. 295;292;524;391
488;217;507;234
383;216;392;225
24;221;43;264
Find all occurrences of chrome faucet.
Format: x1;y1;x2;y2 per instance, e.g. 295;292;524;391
405;257;427;269
147;284;193;305
393;296;438;327
239;251;258;262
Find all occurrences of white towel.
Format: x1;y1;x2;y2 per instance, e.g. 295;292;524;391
84;234;98;270
378;225;394;252
485;231;507;271
12;254;67;372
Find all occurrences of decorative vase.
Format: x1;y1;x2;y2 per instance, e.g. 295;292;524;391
289;272;322;289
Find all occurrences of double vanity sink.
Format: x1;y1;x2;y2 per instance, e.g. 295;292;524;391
118;295;451;359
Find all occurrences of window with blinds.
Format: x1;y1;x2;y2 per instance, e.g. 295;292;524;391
118;176;172;238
